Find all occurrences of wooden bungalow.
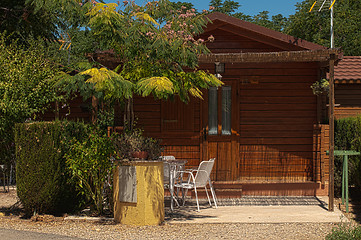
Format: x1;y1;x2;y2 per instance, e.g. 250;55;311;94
43;12;342;197
334;56;361;119
129;12;342;196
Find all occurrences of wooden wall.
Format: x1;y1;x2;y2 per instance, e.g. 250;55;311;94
235;62;318;181
134;96;202;169
201;28;283;53
335;84;361;119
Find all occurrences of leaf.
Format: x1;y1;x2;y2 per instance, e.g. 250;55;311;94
133;12;159;26
136;77;174;97
189;87;203;99
80;68;133;100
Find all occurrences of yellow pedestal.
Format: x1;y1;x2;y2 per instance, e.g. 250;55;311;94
113;161;164;225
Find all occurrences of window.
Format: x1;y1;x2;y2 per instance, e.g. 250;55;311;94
222;86;232;135
208;87;218;135
208;86;232;135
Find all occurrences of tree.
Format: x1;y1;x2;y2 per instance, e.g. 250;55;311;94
59;1;222;130
209;0;240;15
285;0;361;55
0;35;60;165
0;0;96;42
169;1;196;12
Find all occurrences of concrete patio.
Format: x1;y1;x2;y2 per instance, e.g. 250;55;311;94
165;196;348;224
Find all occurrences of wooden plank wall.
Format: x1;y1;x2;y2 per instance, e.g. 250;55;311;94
202;28;283;53
236;62;318;181
313;124;330;186
335;84;361;119
133;96;202;169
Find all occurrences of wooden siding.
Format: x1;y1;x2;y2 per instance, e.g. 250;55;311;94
201;28;283;53
234;62;318;181
335;84;361;119
134;96;202;170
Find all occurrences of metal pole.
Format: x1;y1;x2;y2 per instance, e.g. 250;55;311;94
345;155;349;213
328;53;335;212
330;4;334;48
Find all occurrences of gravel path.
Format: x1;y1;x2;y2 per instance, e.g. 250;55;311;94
0;218;338;240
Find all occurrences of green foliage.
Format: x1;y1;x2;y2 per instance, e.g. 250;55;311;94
15;121;88;216
209;0;240;14
83;0;222;103
0;0;95;42
0;34;59;165
114;129;162;160
80;67;134;100
311;78;330;95
326;223;361;240
285;0;361;55
65;126;115;214
335;116;361;196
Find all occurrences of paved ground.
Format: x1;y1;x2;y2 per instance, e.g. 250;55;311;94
0;228;84;240
166;196;347;224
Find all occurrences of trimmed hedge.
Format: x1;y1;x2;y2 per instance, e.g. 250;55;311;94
15;121;88;215
335;116;361;196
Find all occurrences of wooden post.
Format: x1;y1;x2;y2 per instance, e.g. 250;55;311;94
328;53;335;212
55;101;59;120
91;96;98;124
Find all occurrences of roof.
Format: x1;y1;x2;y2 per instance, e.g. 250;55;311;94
335;56;361;83
205;12;326;51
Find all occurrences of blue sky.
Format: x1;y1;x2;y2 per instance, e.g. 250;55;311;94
105;1;300;17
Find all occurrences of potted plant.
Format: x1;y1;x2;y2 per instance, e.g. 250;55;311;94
114;129;162;160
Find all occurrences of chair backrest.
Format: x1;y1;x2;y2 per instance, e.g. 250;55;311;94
194;158;215;187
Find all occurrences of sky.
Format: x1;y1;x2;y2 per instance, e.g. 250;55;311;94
105;0;300;17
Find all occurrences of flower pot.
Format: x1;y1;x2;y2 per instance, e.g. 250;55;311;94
131;151;148;160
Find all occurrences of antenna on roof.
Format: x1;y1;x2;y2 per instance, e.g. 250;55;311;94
309;0;336;49
59;32;72;51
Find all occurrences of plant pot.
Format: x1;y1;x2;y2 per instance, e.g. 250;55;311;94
131;151;148;160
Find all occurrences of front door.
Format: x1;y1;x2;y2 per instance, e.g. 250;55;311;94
201;79;240;181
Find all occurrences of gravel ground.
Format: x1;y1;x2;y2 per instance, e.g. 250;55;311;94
0;187;342;240
0;218;338;240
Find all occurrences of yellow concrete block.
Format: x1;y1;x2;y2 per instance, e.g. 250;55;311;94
113;161;164;225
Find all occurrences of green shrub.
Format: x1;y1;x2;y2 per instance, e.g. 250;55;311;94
15;121;88;216
326;223;361;240
65;126;115;215
335;116;361;196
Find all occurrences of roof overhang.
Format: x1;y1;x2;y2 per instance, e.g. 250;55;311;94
198;49;342;64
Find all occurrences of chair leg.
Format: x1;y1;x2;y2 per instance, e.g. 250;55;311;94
194;186;200;211
182;188;189;206
204;186;212;207
208;180;218;208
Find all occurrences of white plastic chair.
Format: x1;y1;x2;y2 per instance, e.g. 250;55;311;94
174;158;217;211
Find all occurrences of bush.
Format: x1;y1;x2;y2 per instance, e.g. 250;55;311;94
335;116;361;197
15;121;88;216
65;126;115;215
326;223;361;240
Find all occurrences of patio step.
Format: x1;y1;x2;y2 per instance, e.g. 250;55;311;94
165;181;323;199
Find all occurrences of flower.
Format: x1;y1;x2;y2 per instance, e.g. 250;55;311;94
208;35;215;42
